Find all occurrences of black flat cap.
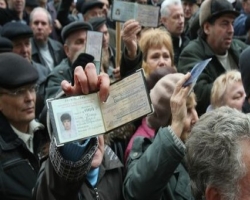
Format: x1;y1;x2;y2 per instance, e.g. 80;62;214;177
61;21;93;42
1;22;33;40
0;53;38;89
81;0;104;15
0;37;13;53
88;17;106;31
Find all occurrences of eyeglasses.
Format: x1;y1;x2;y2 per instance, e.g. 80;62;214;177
0;84;39;97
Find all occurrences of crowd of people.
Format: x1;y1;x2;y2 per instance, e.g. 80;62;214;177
1;0;250;200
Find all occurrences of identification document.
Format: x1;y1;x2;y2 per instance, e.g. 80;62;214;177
85;31;103;74
111;1;160;27
183;58;212;95
48;69;153;146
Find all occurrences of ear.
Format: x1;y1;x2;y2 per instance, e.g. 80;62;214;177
64;44;69;57
205;186;222;200
203;22;211;35
161;16;168;24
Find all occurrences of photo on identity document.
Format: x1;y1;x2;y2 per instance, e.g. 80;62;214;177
57;112;78;142
47;69;153;146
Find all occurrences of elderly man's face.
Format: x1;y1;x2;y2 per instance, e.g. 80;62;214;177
8;0;25;13
204;14;235;55
161;4;184;37
30;9;52;43
0;84;36;132
64;30;87;63
12;37;32;62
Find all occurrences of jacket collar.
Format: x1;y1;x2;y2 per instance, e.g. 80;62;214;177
198;37;243;63
31;38;61;55
98;145;123;181
0;112;22;150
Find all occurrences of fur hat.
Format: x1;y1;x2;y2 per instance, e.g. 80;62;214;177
199;0;239;26
146;73;184;129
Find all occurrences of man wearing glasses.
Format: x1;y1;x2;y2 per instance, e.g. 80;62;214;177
0;53;50;200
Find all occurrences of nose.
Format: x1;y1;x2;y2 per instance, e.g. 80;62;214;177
228;23;234;33
158;56;166;67
24;90;35;101
191;109;199;125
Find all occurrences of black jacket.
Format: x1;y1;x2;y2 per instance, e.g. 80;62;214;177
0;112;50;200
31;38;65;70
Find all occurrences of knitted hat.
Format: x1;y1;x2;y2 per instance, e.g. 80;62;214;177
146;73;184;129
239;47;250;98
199;0;239;26
182;0;197;4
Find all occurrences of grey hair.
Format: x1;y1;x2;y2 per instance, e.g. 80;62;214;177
160;0;182;17
30;7;53;26
185;106;250;200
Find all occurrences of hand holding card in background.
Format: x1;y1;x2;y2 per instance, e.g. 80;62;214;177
183;58;212;95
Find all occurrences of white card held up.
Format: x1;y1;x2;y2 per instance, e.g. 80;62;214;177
47;69;153;146
111;1;160;27
85;31;103;75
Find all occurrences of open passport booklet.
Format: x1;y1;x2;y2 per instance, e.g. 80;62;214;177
47;69;153;146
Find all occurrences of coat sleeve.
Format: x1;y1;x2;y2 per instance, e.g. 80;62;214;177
32;138;98;200
120;48;143;78
123;127;185;200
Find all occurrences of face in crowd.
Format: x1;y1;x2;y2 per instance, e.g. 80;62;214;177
8;0;25;13
0;84;37;132
64;30;87;63
204;14;235;55
12;37;32;62
182;1;195;19
161;4;185;37
30;9;52;43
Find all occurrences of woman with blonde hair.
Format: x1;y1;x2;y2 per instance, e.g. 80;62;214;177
139;28;175;76
210;70;246;111
120;19;175;78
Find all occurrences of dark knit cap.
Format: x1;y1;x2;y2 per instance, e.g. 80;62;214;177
81;0;104;15
0;53;38;89
1;22;33;40
61;113;71;122
76;0;85;12
88;17;106;31
0;37;13;53
239;47;250;98
199;0;239;26
146;73;184;129
25;0;39;8
61;21;93;42
182;0;197;4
